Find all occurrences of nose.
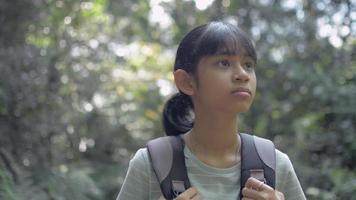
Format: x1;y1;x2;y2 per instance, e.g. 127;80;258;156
232;64;250;82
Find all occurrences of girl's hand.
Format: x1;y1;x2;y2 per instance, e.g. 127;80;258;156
242;177;285;200
158;187;202;200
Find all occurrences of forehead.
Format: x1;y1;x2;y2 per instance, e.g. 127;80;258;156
200;53;255;63
195;28;257;63
214;46;250;58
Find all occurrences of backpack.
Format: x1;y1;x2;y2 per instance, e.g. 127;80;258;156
146;133;276;200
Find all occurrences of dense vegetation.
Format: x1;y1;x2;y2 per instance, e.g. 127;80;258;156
0;0;355;199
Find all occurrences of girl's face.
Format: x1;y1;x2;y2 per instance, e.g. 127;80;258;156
191;53;256;114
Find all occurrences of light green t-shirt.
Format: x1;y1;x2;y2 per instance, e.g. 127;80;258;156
117;146;306;200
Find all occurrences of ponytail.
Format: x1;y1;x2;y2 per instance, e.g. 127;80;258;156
162;92;194;136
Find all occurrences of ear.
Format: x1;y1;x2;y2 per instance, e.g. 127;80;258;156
173;69;195;96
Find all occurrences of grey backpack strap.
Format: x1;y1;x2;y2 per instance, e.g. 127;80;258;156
147;136;191;200
240;133;276;199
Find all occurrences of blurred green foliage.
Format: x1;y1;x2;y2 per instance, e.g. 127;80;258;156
0;0;355;199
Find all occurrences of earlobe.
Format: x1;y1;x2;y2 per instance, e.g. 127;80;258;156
173;69;194;96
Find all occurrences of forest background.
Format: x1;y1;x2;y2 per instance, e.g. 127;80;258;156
0;0;355;199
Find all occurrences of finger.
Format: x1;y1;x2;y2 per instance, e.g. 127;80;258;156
175;187;199;200
185;187;199;198
158;195;166;200
243;186;283;200
191;193;203;200
242;187;263;199
245;177;273;192
244;177;262;189
276;190;285;200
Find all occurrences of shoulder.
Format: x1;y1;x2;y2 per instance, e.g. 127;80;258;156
275;149;293;169
275;149;306;199
116;148;152;200
275;148;296;180
122;147;152;180
128;148;150;169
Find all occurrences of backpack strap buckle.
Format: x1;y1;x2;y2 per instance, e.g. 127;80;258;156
172;180;185;197
250;169;266;183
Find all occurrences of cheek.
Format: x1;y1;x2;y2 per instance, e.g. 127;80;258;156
251;74;257;95
253;76;257;88
195;75;225;100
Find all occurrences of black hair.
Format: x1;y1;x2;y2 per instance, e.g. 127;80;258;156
163;21;257;136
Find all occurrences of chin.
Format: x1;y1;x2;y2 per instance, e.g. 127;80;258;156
236;109;250;113
232;105;251;113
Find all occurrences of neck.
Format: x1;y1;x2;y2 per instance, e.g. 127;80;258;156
184;111;240;157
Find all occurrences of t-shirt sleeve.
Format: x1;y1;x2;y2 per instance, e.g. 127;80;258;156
276;150;306;200
116;148;150;200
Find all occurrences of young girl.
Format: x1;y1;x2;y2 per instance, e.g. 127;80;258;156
117;21;306;200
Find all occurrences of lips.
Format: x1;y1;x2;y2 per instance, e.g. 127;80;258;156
231;88;252;97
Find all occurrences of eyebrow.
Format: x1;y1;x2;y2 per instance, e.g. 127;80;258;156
211;54;256;64
214;49;240;56
213;51;253;59
214;47;250;56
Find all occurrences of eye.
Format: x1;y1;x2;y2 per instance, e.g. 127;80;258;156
218;59;231;68
243;62;255;70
